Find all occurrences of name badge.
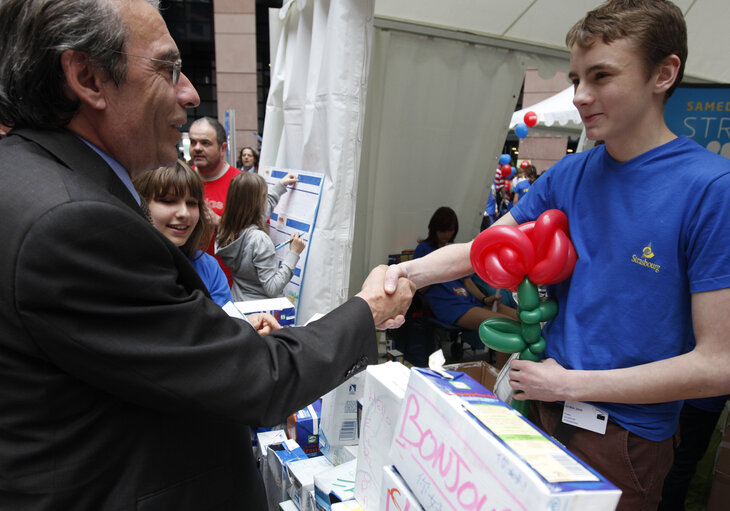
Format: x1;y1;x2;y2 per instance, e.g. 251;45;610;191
562;401;609;435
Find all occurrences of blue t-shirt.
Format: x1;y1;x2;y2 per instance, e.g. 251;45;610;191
190;251;233;308
414;241;480;325
513;179;530;198
510;136;730;441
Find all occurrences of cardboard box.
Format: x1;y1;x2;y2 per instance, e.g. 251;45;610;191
330;501;362;511
288;399;322;458
708;471;730;511
444;360;500;392
257;429;288;472
320;444;357;467
390;368;621;511
265;439;309;511
235;297;296;326
354;362;411;510
287;456;333;510
319;373;363;462
380;465;424;511
385;349;404;364
279;501;298;511
313;459;357;510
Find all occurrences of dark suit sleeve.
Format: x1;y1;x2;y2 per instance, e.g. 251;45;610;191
15;198;376;426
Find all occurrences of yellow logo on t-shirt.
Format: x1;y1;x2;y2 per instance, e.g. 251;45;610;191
632;243;660;273
642;243;655;259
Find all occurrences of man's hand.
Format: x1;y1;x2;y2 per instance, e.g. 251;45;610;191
356;265;415;330
246;313;282;336
508;357;572;402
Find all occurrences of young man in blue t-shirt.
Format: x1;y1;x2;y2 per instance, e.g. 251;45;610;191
384;1;730;509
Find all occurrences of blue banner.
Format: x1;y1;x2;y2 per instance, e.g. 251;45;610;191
665;84;730;158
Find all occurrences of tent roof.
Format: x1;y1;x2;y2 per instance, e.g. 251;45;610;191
375;0;730;84
510;86;582;130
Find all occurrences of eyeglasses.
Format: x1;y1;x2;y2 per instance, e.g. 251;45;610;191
113;51;182;85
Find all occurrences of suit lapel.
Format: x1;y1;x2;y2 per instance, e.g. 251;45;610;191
13;128;146;218
12;128;212;299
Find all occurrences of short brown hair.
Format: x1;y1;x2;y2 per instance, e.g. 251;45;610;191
134;159;213;259
217;172;269;248
566;0;686;100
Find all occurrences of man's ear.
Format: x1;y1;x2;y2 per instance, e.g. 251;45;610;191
655;54;681;95
60;50;107;110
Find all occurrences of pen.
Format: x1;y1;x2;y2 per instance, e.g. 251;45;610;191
275;231;308;250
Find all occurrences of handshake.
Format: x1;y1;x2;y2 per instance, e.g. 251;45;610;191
355;265;416;330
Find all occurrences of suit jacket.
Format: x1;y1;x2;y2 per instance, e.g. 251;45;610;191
0;129;376;510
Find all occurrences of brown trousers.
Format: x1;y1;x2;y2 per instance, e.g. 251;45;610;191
530;400;675;511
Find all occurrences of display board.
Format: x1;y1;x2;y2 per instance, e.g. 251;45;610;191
261;166;325;321
665;84;730;158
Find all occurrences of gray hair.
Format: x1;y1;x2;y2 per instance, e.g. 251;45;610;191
0;0;160;130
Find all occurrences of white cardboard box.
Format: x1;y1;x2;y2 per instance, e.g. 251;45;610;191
235;297;296;326
265;439;309;511
313;458;357;510
330;501;362;511
380;465;424;511
287;456;333;510
279;500;299;511
257;429;288;474
319;373;363;461
390;368;621;511
354;361;411;510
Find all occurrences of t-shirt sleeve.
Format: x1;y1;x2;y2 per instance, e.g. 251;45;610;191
686;172;730;293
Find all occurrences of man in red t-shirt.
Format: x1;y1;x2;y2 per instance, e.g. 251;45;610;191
189;117;241;285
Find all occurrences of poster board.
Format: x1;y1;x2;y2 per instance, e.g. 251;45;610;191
665;84;730;158
261;166;325;321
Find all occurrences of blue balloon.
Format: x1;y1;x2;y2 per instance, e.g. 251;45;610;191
499;153;511;166
515;123;529;138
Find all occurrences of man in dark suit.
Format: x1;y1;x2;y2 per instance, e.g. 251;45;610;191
0;0;414;509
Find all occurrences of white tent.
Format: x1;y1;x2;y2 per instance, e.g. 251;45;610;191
510;86;582;131
263;0;730;320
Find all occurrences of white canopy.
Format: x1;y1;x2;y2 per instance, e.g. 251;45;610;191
374;0;730;84
510;86;582;130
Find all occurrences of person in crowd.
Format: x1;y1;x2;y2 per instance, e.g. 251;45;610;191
659;396;729;510
384;1;730;509
480;183;498;231
216;172;304;301
414;207;517;329
134;159;232;308
0;0;414;508
512;164;537;205
189;116;241;282
237;145;259;173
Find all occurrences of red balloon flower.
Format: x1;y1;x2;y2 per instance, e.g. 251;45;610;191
470;209;577;291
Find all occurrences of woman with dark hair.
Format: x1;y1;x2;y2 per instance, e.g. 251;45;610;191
134;159;233;307
237;146;259;173
414;207;517;333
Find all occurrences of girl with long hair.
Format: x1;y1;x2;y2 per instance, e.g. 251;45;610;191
216;172;304;301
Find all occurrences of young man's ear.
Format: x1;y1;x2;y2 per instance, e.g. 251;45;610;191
60;50;107;110
655;54;681;95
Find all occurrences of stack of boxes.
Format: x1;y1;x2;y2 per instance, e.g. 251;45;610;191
264;361;622;510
